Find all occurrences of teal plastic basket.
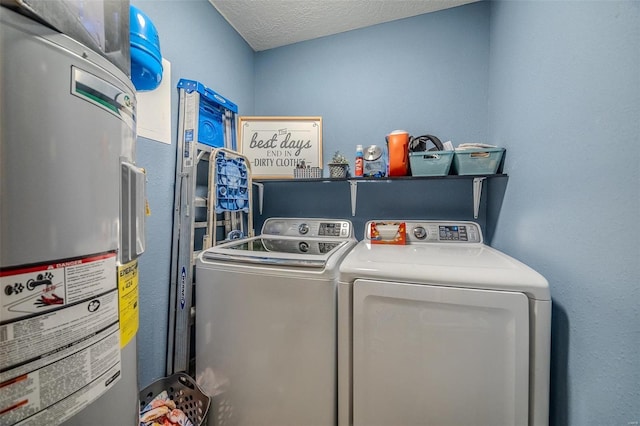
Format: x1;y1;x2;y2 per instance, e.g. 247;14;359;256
453;148;505;175
409;151;454;176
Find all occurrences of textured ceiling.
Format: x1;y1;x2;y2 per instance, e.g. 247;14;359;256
208;0;478;51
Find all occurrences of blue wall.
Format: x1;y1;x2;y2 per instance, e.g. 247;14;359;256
487;2;640;425
132;1;640;424
130;0;254;388
255;3;490;173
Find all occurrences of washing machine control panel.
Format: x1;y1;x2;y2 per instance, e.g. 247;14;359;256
262;218;353;239
367;221;482;244
410;221;482;243
318;222;347;237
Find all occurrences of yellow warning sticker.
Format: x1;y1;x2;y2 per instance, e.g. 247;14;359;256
118;259;139;348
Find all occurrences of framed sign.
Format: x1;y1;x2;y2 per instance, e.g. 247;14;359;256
238;116;322;179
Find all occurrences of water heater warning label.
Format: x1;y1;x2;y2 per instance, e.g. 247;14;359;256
0;252;117;322
118;259;139;349
0;252;121;425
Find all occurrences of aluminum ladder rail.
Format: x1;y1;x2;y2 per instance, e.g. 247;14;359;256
167;82;243;375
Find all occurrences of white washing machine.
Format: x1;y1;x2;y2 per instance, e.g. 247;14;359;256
196;218;356;426
337;220;551;426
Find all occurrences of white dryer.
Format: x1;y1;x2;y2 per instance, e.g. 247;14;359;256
337;220;551;426
196;218;356;426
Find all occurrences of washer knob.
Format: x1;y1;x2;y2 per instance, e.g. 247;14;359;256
413;226;427;240
299;241;309;252
298;223;309;235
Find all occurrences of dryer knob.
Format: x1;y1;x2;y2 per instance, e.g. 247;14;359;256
413;226;427;240
298;223;309;235
299;241;309;252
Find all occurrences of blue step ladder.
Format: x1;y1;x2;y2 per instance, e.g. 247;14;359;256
168;79;253;375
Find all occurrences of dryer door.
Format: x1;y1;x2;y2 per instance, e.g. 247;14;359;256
352;279;530;426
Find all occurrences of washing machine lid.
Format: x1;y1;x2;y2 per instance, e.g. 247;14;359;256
339;241;550;300
200;236;351;268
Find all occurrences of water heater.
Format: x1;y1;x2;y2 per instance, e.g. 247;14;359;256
1;7;145;425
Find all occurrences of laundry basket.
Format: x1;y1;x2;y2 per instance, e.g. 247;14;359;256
140;372;211;426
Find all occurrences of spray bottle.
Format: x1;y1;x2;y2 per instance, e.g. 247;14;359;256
355;144;364;177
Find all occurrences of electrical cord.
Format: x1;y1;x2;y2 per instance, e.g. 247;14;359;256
409;134;444;152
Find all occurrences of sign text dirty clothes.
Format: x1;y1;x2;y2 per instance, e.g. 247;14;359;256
239;117;322;179
249;131;312;168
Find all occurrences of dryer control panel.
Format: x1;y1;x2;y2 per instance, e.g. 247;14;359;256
366;221;483;244
262;218;353;239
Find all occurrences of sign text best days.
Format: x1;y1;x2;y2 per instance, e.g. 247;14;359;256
249;129;313;168
239;117;323;179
